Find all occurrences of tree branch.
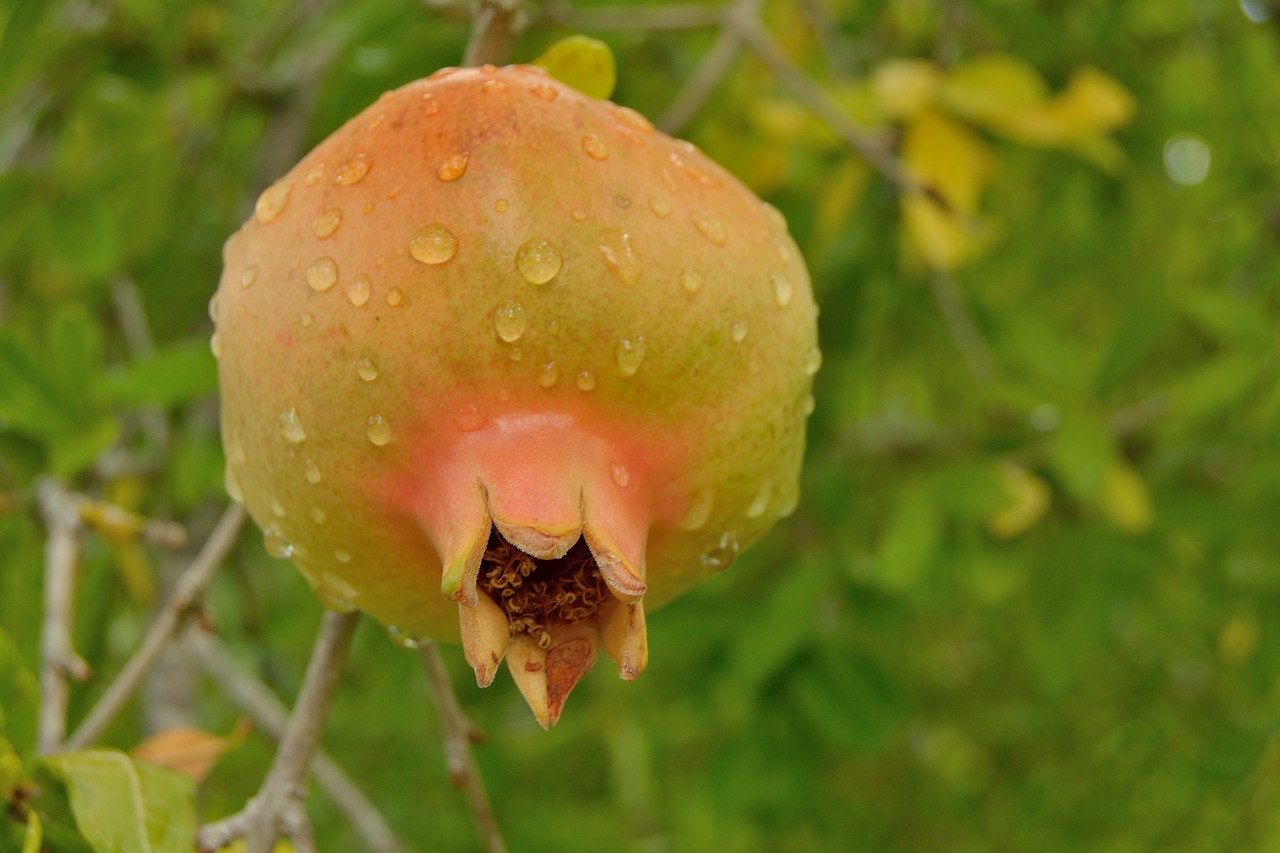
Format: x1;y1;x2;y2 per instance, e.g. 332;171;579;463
197;610;361;853
927;267;996;385
64;503;246;751
463;0;524;67
37;478;90;756
540;1;725;31
419;640;506;853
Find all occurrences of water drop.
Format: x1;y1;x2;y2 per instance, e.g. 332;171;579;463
270;496;286;517
424;99;441;117
310;506;327;525
453;401;487;433
648;197;671;218
661;168;679;194
255;181;292;223
306;257;338;291
387;625;423;649
612;105;654;134
530;83;559;101
495;198;509;213
482;79;506;93
804;346;823;376
669;151;716;187
571;208;588;222
615;335;646;376
581;135;609;160
263;524;293;559
615;195;632;208
362;202;373;214
681;269;704;293
207;294;219;322
305;459;321;483
356;357;378;381
746;480;772;518
693;212;727;246
224;463;243;502
771;270;793;308
385;287;403;306
774;236;792;264
802;394;816;416
493;300;527;343
699;530;739;569
437;152;469;182
346;274;371;306
515;239;562;285
410;224;458;265
509;346;523;362
610;463;631;487
241;266;258;287
762;202;787;230
731;321;747;343
599;228;641;284
576;370;596;391
304;164;325;187
210;332;222;358
335;154;371;185
334;550;352;564
313;209;343;239
279;408;306;443
681;489;714;530
299;312;313;328
367;414;392;446
538;362;559;388
317;571;357;610
230;430;247;464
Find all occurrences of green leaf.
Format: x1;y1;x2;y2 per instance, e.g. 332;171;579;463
0;628;39;758
876;485;942;592
0;327;79;437
44;750;196;853
792;648;908;753
103;341;218;408
1047;412;1114;498
532;35;616;100
0;738;23;802
47;302;106;418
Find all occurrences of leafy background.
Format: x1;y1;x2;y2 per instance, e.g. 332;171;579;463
2;0;1279;850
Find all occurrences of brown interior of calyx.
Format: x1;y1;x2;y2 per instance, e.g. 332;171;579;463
478;530;610;645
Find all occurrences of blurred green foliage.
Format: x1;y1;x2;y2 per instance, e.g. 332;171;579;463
2;0;1279;850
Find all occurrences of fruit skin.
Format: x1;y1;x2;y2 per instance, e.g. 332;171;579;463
214;63;817;711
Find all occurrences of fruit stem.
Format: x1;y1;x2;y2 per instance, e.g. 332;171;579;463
462;0;524;67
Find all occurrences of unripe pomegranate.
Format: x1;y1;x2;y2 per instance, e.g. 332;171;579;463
213;64;818;727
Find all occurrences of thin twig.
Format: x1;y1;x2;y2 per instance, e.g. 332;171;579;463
658;0;761;134
463;0;524;67
420;641;506;853
193;633;408;853
65;504;246;751
37;478;90;755
541;1;725;31
197;611;361;853
927;268;996;384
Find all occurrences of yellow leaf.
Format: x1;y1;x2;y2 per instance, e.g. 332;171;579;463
990;67;1134;147
532;35;616;100
1219;614;1259;664
986;461;1051;539
940;54;1048;123
901;109;993;270
1096;460;1153;534
132;720;251;784
871;58;942;120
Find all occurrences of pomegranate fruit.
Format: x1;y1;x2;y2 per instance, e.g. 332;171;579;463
213;63;818;727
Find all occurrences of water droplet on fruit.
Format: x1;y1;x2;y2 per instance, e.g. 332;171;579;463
699;530;739;569
310;506;327;524
515;239;562;284
495;198;509;213
731;321;747;342
493;300;527;342
410;224;458;264
599;228;641;284
509;346;523;362
356;357;378;381
279;409;306;443
693;212;727;246
530;83;559;101
312;209;343;239
453;402;487;432
615;195;632;208
346;274;371;306
387;625;423;649
804;347;823;376
335;154;372;185
317;571;357;610
304;164;325;187
576;370;596;391
230;430;247;464
746;480;772;518
615;335;646;376
299;312;313;328
648;197;671;218
437;152;469;182
223;463;244;503
669;151;717;186
610;463;631;487
270;496;286;517
538;362;559;388
209;332;222;358
681;270;704;293
802;394;816;415
762;201;787;230
385;287;403;306
306;257;338;291
255;181;292;223
207;294;219;322
681;489;714;530
774;237;792;264
482;79;506;93
571;208;588;222
263;525;293;558
304;459;321;483
612;105;654;134
771;270;793;308
581;134;609;160
366;414;392;446
241;266;258;287
334;550;352;564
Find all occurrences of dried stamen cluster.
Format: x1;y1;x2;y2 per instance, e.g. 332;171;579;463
479;536;608;649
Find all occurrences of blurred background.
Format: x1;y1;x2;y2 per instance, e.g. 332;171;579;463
2;0;1279;850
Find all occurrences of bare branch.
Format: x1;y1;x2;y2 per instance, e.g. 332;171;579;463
540;1;725;31
198;611;361;853
65;503;246;751
927;268;996;385
37;478;90;755
657;0;763;134
420;640;506;853
193;633;409;853
463;0;525;67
